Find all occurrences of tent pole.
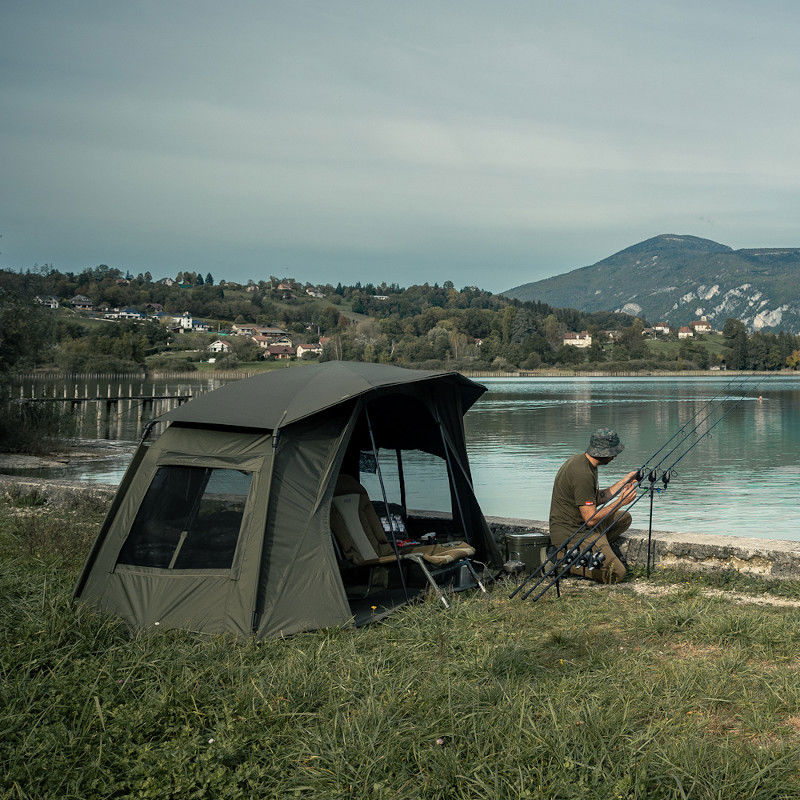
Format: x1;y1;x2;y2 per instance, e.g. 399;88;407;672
365;405;409;602
396;448;407;517
436;415;470;544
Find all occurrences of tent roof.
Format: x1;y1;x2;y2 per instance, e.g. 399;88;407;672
161;361;486;430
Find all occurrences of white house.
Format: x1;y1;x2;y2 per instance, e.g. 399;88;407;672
35;295;60;309
563;331;592;348
156;277;175;287
296;343;323;358
231;323;257;336
654;323;672;335
207;339;230;353
690;316;712;334
118;307;146;320
306;288;325;299
678;326;694;339
174;311;194;329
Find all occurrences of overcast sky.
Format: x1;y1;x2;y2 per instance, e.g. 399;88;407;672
1;1;799;291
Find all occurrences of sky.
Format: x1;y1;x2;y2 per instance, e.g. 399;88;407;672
1;1;799;292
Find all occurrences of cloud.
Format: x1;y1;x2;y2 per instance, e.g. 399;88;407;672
1;1;799;289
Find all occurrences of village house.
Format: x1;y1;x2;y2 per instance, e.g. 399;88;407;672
35;295;60;309
265;344;296;360
175;311;194;330
372;295;389;301
245;283;259;293
654;323;672;335
604;329;622;342
231;323;256;336
563;331;592;348
70;294;94;311
251;335;273;350
306;288;325;299
690;316;712;334
156;277;175;287
276;282;294;291
678;326;694;339
207;340;230;354
118;307;146;320
253;326;289;340
296;343;323;358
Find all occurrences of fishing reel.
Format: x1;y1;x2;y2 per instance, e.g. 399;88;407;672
565;547;606;571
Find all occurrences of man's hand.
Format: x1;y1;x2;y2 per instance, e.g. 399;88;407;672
618;482;637;506
622;470;638;483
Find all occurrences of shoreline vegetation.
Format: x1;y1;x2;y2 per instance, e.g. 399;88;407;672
2;266;799;381
8;367;800;381
2;489;800;798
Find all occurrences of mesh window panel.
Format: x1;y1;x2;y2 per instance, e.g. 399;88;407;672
117;466;252;569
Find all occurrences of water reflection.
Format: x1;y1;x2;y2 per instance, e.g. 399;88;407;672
466;376;800;540
5;374;799;540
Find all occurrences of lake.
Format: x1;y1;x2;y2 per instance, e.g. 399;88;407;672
6;374;799;541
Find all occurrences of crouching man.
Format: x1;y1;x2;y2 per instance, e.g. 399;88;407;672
548;428;637;583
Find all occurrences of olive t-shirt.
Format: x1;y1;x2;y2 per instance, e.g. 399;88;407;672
548;453;599;546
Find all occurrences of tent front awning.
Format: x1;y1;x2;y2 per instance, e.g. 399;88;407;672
160;361;486;431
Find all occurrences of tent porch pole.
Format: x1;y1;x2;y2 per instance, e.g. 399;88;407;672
364;405;409;602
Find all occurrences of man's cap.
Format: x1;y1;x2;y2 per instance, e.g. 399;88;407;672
587;427;624;458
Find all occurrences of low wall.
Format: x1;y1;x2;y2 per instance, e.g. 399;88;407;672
486;515;800;581
2;475;799;581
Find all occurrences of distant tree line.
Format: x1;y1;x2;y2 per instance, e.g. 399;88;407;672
0;265;799;374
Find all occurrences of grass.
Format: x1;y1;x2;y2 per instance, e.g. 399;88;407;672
2;499;800;799
646;334;729;361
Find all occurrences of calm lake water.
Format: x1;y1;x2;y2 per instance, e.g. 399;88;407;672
7;374;799;541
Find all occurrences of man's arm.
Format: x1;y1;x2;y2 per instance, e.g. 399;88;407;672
580;479;637;525
598;471;638;504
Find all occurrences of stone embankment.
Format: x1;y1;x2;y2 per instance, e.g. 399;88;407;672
2;475;799;580
488;515;800;580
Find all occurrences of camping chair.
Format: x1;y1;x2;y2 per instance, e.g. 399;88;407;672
330;475;486;608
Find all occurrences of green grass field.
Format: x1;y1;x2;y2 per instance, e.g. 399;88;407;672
646;333;729;360
2;493;800;799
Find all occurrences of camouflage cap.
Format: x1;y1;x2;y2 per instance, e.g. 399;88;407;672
586;427;624;458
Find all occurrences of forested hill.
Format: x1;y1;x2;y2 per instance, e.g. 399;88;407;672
503;235;800;333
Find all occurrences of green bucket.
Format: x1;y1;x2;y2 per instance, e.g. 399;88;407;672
506;532;551;573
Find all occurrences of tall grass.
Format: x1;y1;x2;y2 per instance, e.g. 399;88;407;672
1;499;800;799
0;392;77;454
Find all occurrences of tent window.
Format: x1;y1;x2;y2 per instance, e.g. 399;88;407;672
117;466;252;570
359;449;452;514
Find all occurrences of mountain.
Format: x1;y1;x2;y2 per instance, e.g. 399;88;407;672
504;235;800;332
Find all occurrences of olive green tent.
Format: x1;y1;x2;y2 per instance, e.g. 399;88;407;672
74;361;501;638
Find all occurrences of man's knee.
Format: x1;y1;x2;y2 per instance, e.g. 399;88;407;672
605;511;632;541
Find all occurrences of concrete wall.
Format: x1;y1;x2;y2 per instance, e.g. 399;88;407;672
486;515;800;581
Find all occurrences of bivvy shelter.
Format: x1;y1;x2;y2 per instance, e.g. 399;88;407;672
74;361;501;638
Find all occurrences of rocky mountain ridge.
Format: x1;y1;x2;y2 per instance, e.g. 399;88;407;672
504;235;800;332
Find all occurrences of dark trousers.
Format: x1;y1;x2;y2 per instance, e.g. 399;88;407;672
550;511;632;583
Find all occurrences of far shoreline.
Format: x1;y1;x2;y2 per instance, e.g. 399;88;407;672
6;367;799;382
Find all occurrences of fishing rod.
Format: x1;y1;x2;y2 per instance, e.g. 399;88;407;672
524;376;766;602
634;372;754;475
514;394;733;601
518;377;761;600
509;373;757;600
